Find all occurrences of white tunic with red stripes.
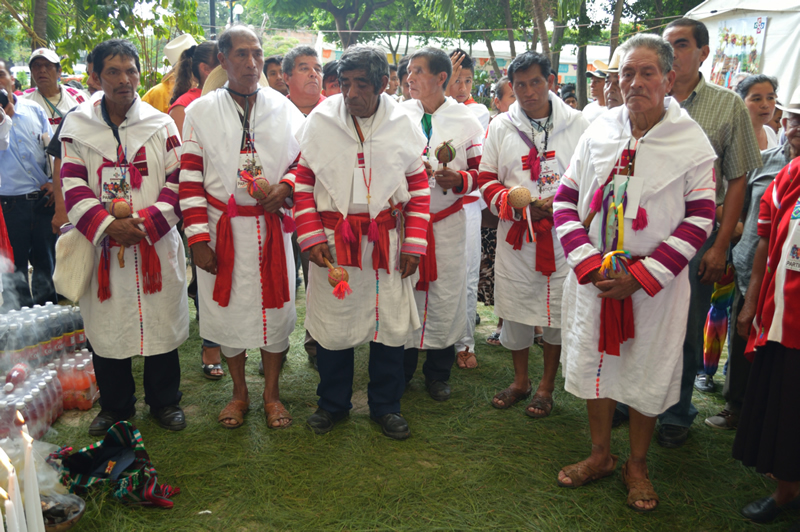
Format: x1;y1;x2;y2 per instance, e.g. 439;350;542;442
179;87;304;352
22;85;88;126
553;98;717;416
401;97;484;350
479;95;588;329
59;96;188;359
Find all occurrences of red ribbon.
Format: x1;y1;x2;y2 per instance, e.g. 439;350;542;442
505;217;556;277
415;198;464;291
96;238;162;302
319;207;399;273
206;194;289;310
97;160;143;190
597;257;642;356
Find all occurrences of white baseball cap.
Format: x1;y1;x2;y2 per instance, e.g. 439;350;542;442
164;34;198;66
28;48;60;67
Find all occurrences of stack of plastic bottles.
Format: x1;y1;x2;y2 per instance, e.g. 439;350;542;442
0;304;97;440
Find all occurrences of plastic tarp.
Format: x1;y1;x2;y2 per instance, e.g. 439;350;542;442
687;0;800;100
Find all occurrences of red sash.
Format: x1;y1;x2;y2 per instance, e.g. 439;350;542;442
0;207;14;272
505;217;556;277
597;257;642;356
97;237;162;302
319;207;399;273
416;198;464;291
206;194;289;310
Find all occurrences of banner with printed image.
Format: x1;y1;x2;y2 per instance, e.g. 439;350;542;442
710;17;768;89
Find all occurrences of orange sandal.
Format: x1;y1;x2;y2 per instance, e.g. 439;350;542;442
264;401;293;429
621;462;660;512
557;455;619;488
218;399;249;429
456;347;478;369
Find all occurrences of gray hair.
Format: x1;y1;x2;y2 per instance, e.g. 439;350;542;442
282;46;318;76
618;33;673;75
218;25;261;58
337;45;389;94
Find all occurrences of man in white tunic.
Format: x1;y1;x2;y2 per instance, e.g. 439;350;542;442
552;34;716;511
22;48;87;127
179;26;304;430
60;39;189;436
480;51;588;418
402;47;484;401
294;45;430;440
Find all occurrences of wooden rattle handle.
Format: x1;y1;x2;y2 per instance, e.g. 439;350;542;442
117;246;125;268
324;258;334;271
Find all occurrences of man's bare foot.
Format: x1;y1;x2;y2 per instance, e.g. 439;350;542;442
202;345;224;378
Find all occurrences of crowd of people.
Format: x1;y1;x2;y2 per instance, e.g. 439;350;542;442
0;16;798;521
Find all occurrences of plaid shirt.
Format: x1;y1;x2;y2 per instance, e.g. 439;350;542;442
679;73;762;205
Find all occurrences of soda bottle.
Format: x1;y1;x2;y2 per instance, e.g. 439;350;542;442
34;316;51;367
74;364;92;411
28;391;43;438
21;319;38;367
61;308;76;356
0;315;8;354
49;311;65;360
37;381;53;427
0;400;8;439
47;371;63;418
72;307;86;351
61;363;74;410
5;363;29;386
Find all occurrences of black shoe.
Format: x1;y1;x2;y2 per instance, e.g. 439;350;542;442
657;423;689;448
612;409;629;428
425;378;451;401
151;405;186;431
305;342;318;371
742;495;800;523
694;373;715;393
370;413;410;440
306;407;348;435
88;407;135;437
475;313;481;326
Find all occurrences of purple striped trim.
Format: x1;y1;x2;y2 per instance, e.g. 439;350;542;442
61;162;88;181
559;227;593;258
298;233;327;252
139;206;171;242
401;243;428;256
157;187;181;218
685;199;716;220
672;222;708;251
64;186;99;211
554;184;579;206
553;208;581;228
166;168;180;184
650;242;688;277
76;204;108;241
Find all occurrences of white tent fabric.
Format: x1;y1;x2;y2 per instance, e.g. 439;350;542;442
687;0;800;103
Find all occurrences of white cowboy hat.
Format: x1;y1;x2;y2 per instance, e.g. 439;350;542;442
604;48;623;74
201;65;269;96
586;60;607;78
776;86;800;114
164;34;198;66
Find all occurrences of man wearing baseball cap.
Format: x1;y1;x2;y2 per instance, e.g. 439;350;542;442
581;59;607;123
21;48;87;126
141;34;197;113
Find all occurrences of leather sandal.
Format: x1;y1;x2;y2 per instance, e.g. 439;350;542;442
492;381;532;409
557;454;619;488
264;400;293;429
201;347;225;380
456;347;478;369
621;461;660;512
526;392;554;418
218;399;249;429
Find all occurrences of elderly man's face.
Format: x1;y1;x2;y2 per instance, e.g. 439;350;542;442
340;69;386;118
30;57;60;92
220;31;264;92
604;73;622;109
620;48;675;115
786;112;800;155
284;54;322;98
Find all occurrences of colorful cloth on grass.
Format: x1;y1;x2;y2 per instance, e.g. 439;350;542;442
703;264;736;375
47;421;180;508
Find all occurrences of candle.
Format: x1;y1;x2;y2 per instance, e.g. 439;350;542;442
0;487;10;532
21;435;44;532
0;450;26;532
14;413;28;437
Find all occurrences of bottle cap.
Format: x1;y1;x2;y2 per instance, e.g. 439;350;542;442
15;402;24;410
76;364;85;370
38;382;47;390
4;383;14;393
31;389;39;397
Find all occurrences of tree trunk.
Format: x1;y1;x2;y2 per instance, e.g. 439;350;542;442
531;27;538;52
549;20;565;75
32;0;47;49
483;33;502;79
210;0;216;37
576;1;589;109
332;12;355;48
609;0;625;60
530;0;550;56
502;0;516;58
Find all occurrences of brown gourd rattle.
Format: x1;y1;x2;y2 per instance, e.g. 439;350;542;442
247;177;271;200
435;140;456;195
110;198;131;268
324;258;352;300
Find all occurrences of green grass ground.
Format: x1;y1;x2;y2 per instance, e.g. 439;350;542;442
44;285;794;531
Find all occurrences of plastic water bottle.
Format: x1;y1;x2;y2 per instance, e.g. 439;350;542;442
72;307;86;351
34;316;51;366
47;371;63;418
61;308;76;356
28;390;44;438
0;400;9;439
61;363;75;410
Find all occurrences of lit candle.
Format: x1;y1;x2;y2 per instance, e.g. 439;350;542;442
14;413;28;438
21;434;44;532
0;449;26;532
0;487;11;532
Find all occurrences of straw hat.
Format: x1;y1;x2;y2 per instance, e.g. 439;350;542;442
201;65;270;96
776;86;800;114
604;48;623;73
164;34;198;66
586;60;608;78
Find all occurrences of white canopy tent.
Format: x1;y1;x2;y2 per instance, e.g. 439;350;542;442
687;0;800;101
